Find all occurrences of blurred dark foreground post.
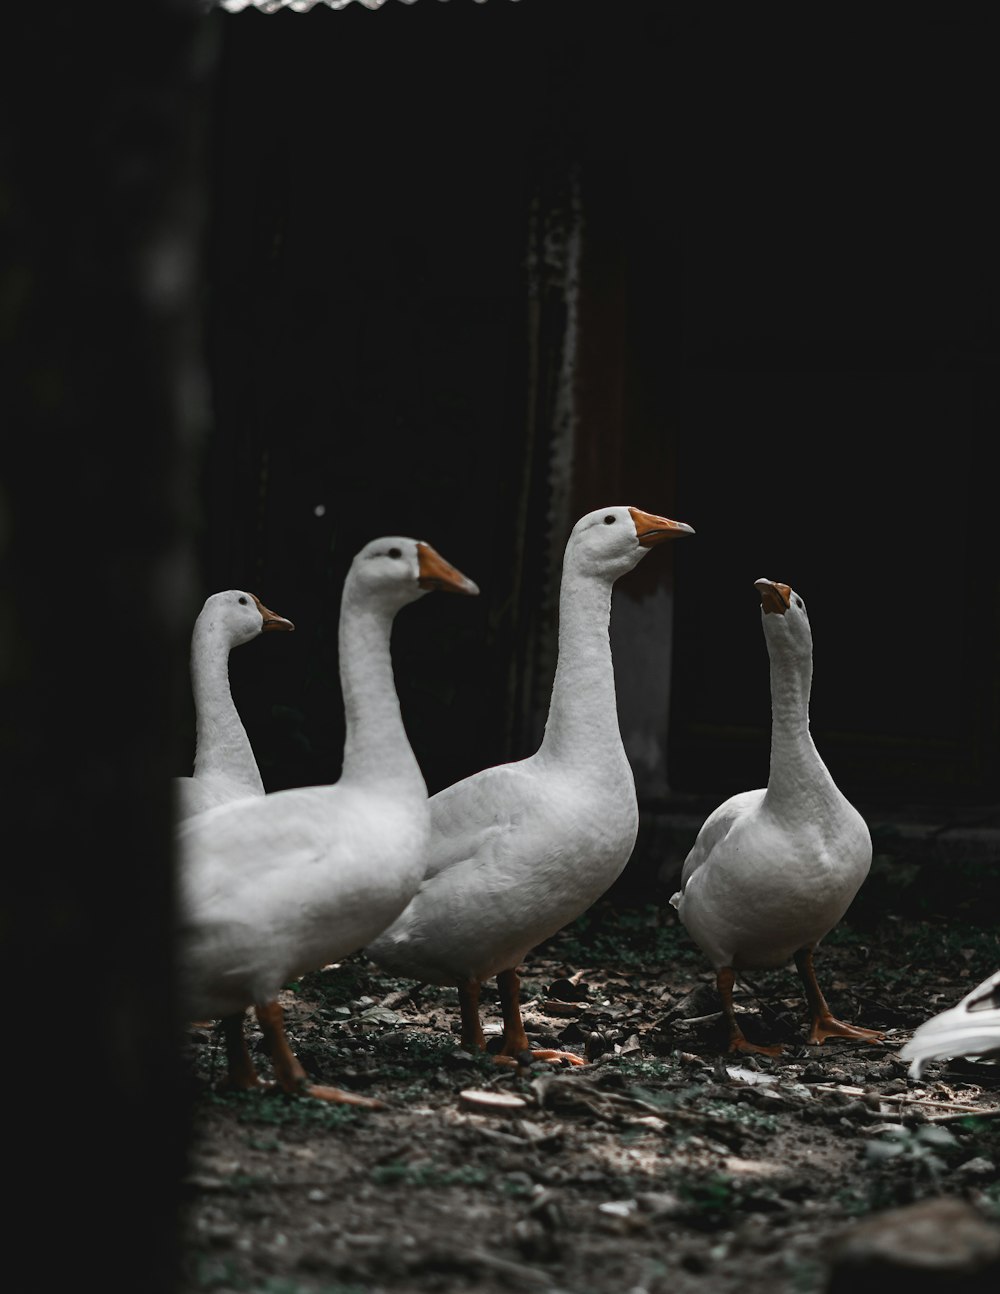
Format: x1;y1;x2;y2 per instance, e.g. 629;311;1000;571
0;2;214;1289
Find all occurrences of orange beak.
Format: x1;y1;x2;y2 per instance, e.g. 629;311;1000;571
417;544;480;596
754;579;791;616
628;507;696;547
253;596;295;632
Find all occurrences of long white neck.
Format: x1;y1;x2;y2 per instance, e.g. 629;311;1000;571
190;624;264;794
539;563;624;764
337;585;426;795
763;649;835;813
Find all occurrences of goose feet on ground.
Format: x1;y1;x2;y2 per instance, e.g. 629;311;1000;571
794;947;885;1046
716;967;784;1056
496;968;586;1067
806;1016;885;1046
302;1084;387;1109
727;1034;783;1059
493;1049;587;1069
246;1000;387;1108
457;972;587;1067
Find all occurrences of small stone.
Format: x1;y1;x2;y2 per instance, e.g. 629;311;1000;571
827;1197;1000;1292
635;1190;683;1217
512;1217;560;1262
953;1156;997;1180
585;1031;610;1060
627;1115;669;1132
357;1005;401;1025
458;1089;529;1116
598;1200;636;1219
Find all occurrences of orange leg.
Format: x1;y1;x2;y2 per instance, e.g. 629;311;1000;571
218;1011;267;1092
794;947;884;1045
717;966;782;1057
496;968;585;1066
457;978;487;1052
254;999;386;1108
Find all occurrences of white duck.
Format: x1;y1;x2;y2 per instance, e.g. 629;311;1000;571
900;969;1000;1080
174;589;295;821
670;578;882;1055
176;537;479;1104
366;506;694;1064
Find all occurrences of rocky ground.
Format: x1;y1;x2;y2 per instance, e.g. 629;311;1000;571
177;850;1000;1294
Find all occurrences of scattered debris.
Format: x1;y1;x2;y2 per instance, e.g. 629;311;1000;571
180;901;1000;1294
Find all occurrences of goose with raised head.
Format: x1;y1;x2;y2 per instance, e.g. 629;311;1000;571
177;537;479;1104
670;578;882;1055
901;969;1000;1080
366;505;694;1065
174;589;295;822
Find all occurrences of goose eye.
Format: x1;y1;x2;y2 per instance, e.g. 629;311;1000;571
238;596;248;605
604;514;616;525
388;547;402;559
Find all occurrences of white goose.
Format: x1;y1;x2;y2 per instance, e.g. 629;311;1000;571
670;578;882;1055
177;537;479;1103
366;506;694;1064
174;589;295;822
900;969;1000;1080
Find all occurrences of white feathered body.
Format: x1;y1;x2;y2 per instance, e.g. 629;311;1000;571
670;582;872;973
673;780;871;971
174;769;263;820
177;780;429;1019
368;745;637;985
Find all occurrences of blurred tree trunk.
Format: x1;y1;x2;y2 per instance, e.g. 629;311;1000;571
0;3;215;1289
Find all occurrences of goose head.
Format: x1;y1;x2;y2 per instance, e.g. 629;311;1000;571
198;590;295;647
347;536;480;611
566;505;695;580
754;578;812;664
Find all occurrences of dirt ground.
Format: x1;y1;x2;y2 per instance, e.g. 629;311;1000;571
177;851;1000;1294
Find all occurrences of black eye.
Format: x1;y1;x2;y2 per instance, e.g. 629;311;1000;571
238;596;248;605
388;547;402;559
795;597;803;608
604;514;616;525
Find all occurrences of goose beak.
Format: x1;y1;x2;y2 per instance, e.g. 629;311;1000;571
417;543;480;596
628;507;696;547
253;597;295;632
754;578;791;616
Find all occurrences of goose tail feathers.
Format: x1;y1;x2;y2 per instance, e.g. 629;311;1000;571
900;970;1000;1079
900;1022;1000;1080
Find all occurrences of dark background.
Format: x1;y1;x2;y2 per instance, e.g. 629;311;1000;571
198;4;998;820
197;0;683;802
1;3;995;1290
